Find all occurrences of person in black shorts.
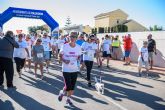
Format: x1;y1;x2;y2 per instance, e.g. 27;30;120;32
58;32;81;106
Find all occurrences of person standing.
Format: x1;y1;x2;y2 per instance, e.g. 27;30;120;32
0;31;19;88
13;34;30;78
138;41;149;77
101;35;112;68
81;35;98;87
147;34;156;69
123;34;132;65
32;38;44;79
41;33;51;73
58;32;81;106
112;35;121;60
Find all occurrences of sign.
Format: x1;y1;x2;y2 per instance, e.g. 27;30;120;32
0;7;59;34
16;30;22;34
12;9;43;19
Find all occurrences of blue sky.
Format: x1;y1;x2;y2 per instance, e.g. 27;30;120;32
0;0;165;33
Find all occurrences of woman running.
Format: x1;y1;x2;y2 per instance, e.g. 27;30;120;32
58;32;81;106
32;38;44;79
81;35;98;87
13;34;29;78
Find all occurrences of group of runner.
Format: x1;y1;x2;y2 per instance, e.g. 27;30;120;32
0;30;156;106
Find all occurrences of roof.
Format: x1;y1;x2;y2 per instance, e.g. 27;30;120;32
94;9;128;18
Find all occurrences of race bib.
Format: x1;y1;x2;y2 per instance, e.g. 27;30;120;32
37;53;43;58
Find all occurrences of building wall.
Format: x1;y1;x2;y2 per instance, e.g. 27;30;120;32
125;21;148;32
97;31;165;68
83;25;92;34
95;17;109;28
109;13;127;27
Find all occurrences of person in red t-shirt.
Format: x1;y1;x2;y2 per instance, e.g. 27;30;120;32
123;34;132;65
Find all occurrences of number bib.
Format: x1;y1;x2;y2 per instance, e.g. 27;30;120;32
37;53;43;58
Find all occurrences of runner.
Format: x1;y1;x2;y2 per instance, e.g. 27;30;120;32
81;35;98;87
56;35;66;63
95;38;102;67
51;36;58;59
13;34;29;78
138;41;149;77
31;33;38;46
41;33;51;73
76;34;85;71
58;32;81;106
25;34;32;72
32;38;44;79
101;35;112;68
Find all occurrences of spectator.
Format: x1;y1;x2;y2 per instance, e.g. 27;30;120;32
101;35;112;68
112;35;121;60
138;41;149;77
123;34;132;65
147;34;156;69
0;31;19;88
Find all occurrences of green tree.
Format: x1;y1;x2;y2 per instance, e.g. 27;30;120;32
28;25;49;34
65;16;72;27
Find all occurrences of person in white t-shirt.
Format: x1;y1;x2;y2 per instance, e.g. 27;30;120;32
51;37;58;58
31;33;38;46
81;35;98;87
13;34;30;78
56;35;66;52
41;33;51;73
138;41;149;77
58;32;81;106
25;34;32;72
101;35;112;68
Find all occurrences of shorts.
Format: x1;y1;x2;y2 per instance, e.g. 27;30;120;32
125;51;131;57
63;72;78;91
80;54;83;63
148;52;153;61
103;51;111;58
138;59;149;69
44;51;50;60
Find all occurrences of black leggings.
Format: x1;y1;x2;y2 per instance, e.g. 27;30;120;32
14;57;25;73
84;61;93;81
63;72;78;91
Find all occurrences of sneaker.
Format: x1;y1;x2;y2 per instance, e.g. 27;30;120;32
88;82;92;87
123;63;128;65
138;73;142;77
66;98;73;106
46;67;49;73
58;90;64;102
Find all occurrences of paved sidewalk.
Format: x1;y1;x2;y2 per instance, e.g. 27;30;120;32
0;59;165;110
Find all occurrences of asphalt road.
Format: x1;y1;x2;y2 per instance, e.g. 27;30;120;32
0;60;165;110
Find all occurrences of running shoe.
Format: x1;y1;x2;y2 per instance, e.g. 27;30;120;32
66;98;73;106
58;90;64;102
